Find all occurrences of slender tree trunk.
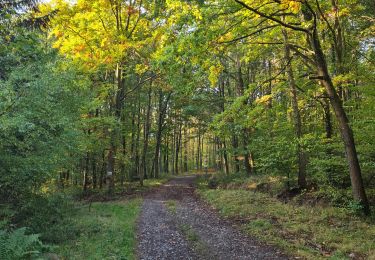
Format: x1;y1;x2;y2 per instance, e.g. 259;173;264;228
171;126;176;175
232;135;240;173
223;138;230;175
284;30;307;189
242;131;252;176
236;59;252;175
106;64;124;193
120;135;126;186
142;86;152;182
130;108;136;180
135;98;141;185
323;99;333;139
191;132;195;170
165;134;169;174
174;121;182;175
310;29;370;214
106;143;115;194
152;91;171;178
92;155;97;189
197;129;201;170
200;134;204;170
83;152;90;191
183;127;188;172
218;139;223;171
100;151;105;189
218;79;230;175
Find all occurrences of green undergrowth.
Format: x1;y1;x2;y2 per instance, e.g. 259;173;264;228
0;177;165;259
198;188;375;259
180;223;200;242
179;223;211;258
143;177;172;188
200;173;375;211
64;176;171;201
54;199;142;260
165;200;177;214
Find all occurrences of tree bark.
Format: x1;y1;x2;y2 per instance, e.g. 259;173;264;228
83;152;90;192
174;118;182;175
106;143;115;194
152;91;171;178
142;86;152;182
309;28;370;214
183;126;188;172
283;30;307;189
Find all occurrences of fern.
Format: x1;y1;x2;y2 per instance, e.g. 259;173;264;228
0;227;43;259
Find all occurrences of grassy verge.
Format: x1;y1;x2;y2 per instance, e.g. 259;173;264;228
198;188;375;259
143;177;171;188
54;198;142;260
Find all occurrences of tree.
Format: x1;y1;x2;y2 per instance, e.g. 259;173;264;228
232;0;370;214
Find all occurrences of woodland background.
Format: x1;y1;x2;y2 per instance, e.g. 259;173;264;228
0;0;374;258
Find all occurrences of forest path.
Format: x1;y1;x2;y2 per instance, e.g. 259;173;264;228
136;174;289;260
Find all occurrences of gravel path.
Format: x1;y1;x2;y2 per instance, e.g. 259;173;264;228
136;175;289;260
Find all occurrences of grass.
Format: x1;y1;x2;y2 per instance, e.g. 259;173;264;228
198;188;375;260
165;199;211;257
54;198;142;260
143;177;171;188
165;200;177;214
116;176;172;194
180;223;200;242
179;223;211;258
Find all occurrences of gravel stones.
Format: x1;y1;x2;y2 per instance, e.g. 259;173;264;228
137;176;289;260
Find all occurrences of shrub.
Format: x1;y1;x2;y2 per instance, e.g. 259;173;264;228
13;193;79;243
208;176;219;189
0;227;44;259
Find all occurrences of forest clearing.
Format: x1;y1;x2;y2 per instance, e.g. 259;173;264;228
0;0;375;259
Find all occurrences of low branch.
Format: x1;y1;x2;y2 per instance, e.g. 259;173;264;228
121;72;160;101
234;0;310;33
219;25;279;44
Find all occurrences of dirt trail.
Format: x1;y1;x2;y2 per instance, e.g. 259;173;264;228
136;175;289;260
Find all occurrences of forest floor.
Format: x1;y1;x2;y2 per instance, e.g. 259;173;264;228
136;174;288;260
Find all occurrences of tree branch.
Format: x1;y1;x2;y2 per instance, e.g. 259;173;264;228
234;0;309;33
219;24;279;44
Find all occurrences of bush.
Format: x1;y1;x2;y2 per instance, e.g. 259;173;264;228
13;193;79;243
0;227;45;259
208;176;219;189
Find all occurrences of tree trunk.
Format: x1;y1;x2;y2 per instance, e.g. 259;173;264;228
183;127;188;172
152;91;171;178
174;119;182;175
135;98;141;185
242;131;253;176
142;86;152;182
310;29;370;214
283;30;307;189
232;135;240;173
223;138;230;175
100;151;105;189
197;129;201;170
106;144;115;194
92;155;97;189
323;99;333;139
83;153;90;192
